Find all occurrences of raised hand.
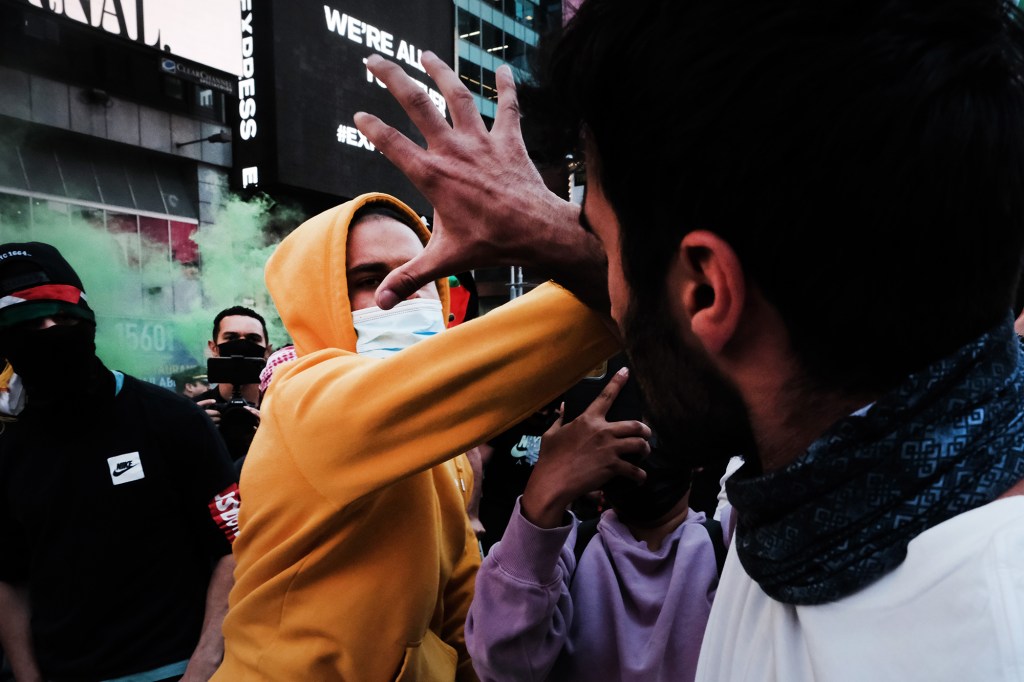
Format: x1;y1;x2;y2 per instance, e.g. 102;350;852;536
521;367;651;529
353;51;608;311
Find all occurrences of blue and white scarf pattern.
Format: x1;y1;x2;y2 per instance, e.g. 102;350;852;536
727;316;1024;604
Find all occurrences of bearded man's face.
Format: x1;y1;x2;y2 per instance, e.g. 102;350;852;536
620;291;757;472
582;164;755;469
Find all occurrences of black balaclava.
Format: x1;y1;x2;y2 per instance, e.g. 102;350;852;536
0;242;106;409
0;322;101;400
216;338;267;359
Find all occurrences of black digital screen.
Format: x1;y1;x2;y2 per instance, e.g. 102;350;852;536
234;0;453;216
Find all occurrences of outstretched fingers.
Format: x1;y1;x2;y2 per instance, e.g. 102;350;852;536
490;64;524;140
421;51;487;135
352;110;427;174
356;53;558;310
354;60;445;186
363;54;450;139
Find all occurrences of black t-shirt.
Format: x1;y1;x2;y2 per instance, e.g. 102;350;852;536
0;374;238;681
193;386;258;462
479;419;553;554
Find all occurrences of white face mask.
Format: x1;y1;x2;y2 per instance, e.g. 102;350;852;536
351;298;446;358
0;371;25;416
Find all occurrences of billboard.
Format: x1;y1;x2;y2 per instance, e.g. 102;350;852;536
234;0;454;216
10;0;241;76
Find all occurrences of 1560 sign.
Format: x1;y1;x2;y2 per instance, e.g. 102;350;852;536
115;320;173;353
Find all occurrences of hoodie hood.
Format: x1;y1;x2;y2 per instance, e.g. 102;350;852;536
266;193;450;356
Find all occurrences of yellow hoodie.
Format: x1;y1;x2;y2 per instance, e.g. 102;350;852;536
214;193;620;680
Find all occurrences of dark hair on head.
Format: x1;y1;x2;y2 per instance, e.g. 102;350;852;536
525;0;1024;394
212;305;269;344
352;202;425;233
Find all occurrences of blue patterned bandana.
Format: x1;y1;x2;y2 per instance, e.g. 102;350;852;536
727;315;1024;605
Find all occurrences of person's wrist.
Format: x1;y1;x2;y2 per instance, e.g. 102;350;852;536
527;200;610;312
521;486;572;529
525;200;582;269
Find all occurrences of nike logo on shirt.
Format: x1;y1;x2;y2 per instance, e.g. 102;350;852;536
112;461;137;477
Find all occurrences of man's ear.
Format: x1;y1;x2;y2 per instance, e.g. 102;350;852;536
671;230;745;354
264;343;274;359
208;339;219;356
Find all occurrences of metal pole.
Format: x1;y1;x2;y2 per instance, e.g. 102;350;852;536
509;265;523;300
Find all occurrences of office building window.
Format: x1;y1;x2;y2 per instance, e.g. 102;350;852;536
481;22;506;59
458;10;482;47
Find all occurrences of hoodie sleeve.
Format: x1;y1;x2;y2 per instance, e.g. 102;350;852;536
264;282;621;506
465;497;577;682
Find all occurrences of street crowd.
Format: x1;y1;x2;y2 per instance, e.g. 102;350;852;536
1;1;1023;681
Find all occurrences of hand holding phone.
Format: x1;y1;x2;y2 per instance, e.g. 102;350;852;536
520;366;652;529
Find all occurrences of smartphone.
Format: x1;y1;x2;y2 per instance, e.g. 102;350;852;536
561;351;646;424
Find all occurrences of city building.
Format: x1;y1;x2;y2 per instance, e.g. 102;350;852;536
0;0;565;384
455;0;567;308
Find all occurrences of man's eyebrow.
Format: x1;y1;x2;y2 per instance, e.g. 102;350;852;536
347;262;390;278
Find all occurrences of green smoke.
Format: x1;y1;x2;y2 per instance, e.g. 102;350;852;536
0;193;304;386
172;193;300;362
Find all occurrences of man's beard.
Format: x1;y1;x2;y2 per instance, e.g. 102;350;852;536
622;292;757;473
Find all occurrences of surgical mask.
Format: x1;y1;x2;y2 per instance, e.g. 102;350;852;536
0;370;25;416
352;298;446;358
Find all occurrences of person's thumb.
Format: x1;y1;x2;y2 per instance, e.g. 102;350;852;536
375;243;445;310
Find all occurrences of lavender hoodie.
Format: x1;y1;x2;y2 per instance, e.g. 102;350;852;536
466;497;730;682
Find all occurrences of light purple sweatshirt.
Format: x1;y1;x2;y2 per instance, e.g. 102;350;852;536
465;497;730;682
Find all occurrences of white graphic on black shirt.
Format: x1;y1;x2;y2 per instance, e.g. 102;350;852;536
511;435;542;466
107;452;145;485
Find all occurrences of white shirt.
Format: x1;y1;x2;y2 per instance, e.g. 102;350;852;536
696;496;1024;681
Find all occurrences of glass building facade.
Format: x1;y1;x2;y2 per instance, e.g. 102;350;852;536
455;0;563;306
455;0;562;126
